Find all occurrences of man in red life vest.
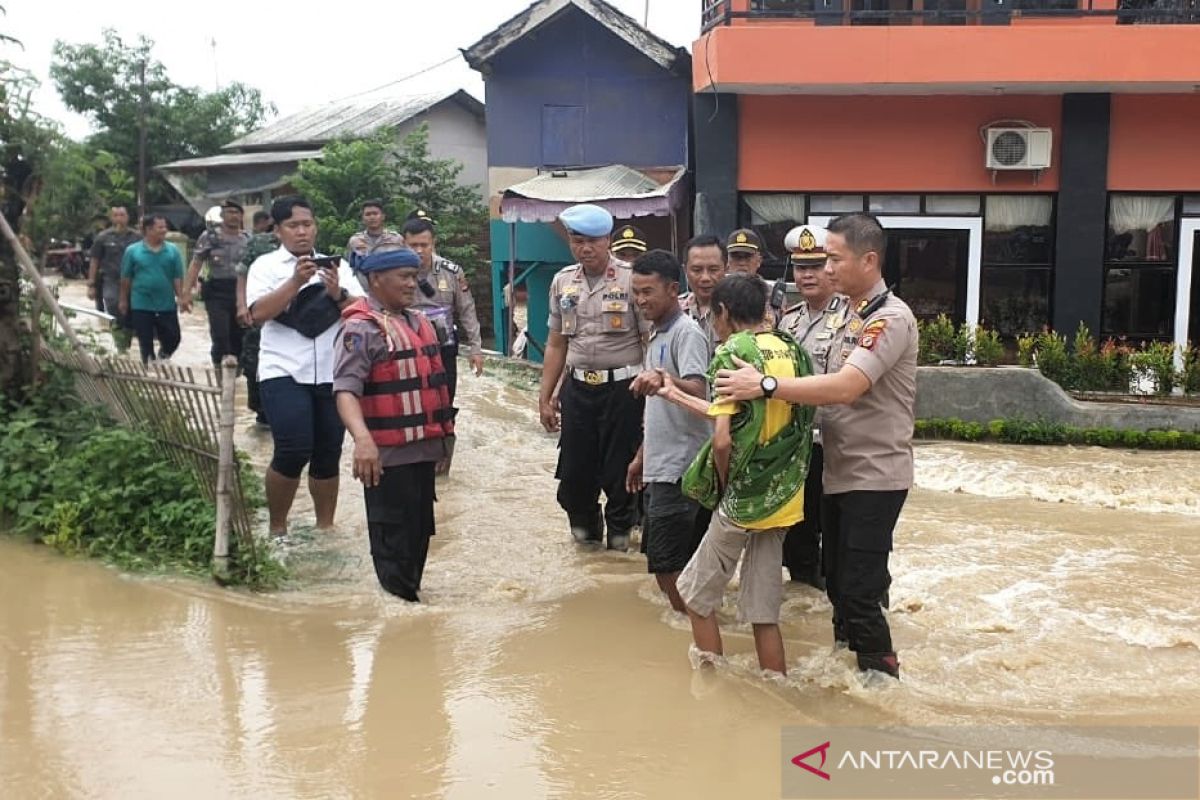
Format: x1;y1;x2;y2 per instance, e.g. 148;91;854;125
333;245;454;602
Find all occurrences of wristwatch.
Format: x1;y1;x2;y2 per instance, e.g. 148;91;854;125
760;374;778;399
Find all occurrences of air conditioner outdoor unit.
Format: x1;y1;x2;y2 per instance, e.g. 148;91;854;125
986;127;1053;170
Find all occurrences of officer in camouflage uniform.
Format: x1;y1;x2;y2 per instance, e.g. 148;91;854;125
185;199;251;370
238;210;279;426
87;205;141;352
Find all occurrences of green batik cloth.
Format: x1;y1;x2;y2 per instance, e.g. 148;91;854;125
682;329;815;526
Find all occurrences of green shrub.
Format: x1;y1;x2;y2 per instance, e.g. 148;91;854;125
0;375;282;588
913;417;1199;450
1034;330;1072;388
1016;333;1037;368
972;327;1004;367
919;314;960;364
1130;342;1178;396
1072;323;1107;391
1181;346;1200;396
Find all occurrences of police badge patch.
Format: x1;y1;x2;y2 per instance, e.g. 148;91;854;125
343;332;363;352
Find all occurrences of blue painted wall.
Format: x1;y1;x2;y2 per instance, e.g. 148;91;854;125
484;11;690;169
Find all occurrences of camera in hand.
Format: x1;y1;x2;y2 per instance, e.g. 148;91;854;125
310;255;341;269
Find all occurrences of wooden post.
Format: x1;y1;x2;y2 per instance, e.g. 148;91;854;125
30;292;42;388
212;355;238;582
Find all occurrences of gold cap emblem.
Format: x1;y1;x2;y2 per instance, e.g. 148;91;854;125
622;228;634;239
799;229;816;252
736;233;747;243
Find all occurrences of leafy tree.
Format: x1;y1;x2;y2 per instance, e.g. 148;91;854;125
50;29;273;206
292;124;488;275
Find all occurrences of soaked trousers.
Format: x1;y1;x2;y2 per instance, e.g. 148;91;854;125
555;376;643;540
240;327;263;416
201;279;243;369
783;444;824;578
821;489;907;667
441;342;459;409
363;462;436;602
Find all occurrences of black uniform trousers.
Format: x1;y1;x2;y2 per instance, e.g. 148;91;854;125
441;342;459;410
240;327;263;417
783;444;824;577
555;375;644;538
821;489;907;663
202;278;243;368
363;462;436;602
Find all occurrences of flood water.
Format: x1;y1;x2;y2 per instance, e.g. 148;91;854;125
3;284;1199;798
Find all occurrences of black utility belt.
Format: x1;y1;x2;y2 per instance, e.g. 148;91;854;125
569;365;640;385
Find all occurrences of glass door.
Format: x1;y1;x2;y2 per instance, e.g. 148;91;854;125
884;229;970;324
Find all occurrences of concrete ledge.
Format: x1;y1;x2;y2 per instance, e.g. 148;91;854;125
917;366;1200;432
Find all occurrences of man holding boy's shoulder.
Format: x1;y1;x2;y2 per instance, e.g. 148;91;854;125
626;250;713;614
657;272;815;676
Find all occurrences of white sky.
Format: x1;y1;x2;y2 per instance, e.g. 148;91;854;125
4;0;700;141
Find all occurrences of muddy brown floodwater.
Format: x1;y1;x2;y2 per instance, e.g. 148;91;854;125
2;282;1199;798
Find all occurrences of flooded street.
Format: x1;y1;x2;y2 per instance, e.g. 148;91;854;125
3;283;1200;798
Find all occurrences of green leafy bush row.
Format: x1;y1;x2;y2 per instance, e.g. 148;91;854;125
0;371;282;588
916;315;1005;367
915;417;1200;449
1017;324;1200;396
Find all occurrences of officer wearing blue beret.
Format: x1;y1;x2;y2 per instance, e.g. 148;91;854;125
538;204;649;551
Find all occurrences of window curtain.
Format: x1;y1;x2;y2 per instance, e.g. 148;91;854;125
985;195;1053;231
1108;195;1174;234
743;194;806;225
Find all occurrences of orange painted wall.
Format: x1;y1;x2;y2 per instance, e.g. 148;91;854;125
695;24;1200;92
1109;95;1200;190
739;95;1062;192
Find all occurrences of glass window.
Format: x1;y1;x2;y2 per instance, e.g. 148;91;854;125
1106;195;1175;263
1182;195;1200;216
869;195;921;214
926;195;981;215
984;195;1054;264
810;195;864;214
1102;266;1175;338
738;194;806;281
981;267;1051;337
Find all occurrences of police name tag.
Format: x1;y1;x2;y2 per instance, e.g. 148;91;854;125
602;300;627;313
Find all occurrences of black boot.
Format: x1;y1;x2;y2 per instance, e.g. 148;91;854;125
606;529;630;552
569;509;603;544
857;651;900;679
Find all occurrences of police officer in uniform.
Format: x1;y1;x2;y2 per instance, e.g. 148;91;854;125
539;204;648;551
184;198;251;371
346;199;402;258
611;224;647;264
678;233;728;355
777;224;847;590
401;211;484;397
87;205;141;352
238;210;280;426
713;213;917;680
726;229;783;328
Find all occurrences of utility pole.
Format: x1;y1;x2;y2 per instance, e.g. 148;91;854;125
643;0;650;26
211;37;219;90
137;58;147;222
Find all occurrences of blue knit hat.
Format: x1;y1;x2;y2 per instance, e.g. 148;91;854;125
353;247;420;273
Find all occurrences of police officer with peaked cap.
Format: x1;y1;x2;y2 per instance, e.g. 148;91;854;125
539;204;649;551
777;224;847;590
727;228;783;328
713;213;917;680
611;224;648;264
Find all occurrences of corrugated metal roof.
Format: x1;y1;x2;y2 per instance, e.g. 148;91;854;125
462;0;688;74
500;165;687;222
503;165;667;202
223;89;483;151
156;150;324;171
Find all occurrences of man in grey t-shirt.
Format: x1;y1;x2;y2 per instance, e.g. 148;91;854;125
627;250;713;613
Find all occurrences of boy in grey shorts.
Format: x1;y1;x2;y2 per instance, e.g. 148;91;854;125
656;273;814;675
627;250;713;613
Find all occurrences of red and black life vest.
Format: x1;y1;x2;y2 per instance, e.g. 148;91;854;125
342;298;454;447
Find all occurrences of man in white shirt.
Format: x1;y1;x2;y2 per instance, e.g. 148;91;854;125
245;196;364;536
